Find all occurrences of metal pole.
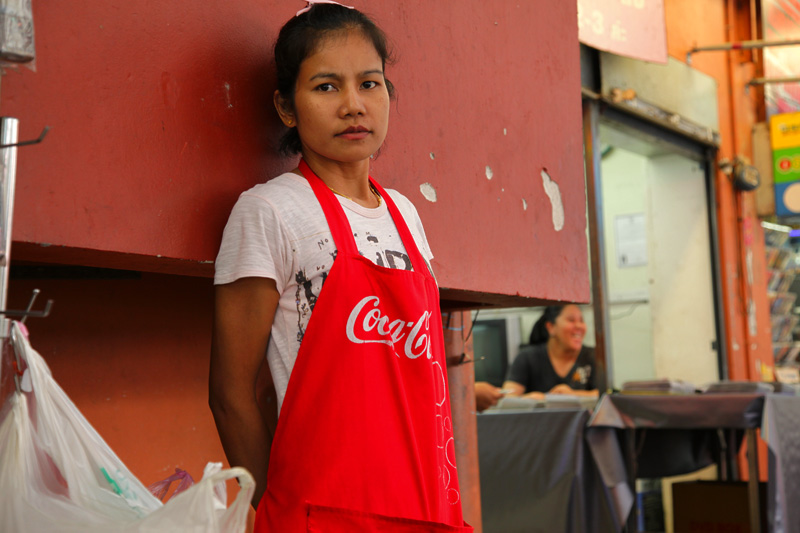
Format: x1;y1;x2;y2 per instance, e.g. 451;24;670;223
583;98;613;391
625;429;639;532
687;39;800;64
746;428;761;533
0;117;19;337
705;149;728;381
747;76;800;86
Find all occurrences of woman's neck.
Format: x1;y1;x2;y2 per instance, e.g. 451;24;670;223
547;337;580;361
301;153;376;206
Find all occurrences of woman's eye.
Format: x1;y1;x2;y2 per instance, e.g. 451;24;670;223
362;80;379;89
316;83;336;92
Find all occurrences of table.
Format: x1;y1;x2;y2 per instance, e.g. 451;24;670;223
477;409;619;533
763;395;800;533
587;393;800;533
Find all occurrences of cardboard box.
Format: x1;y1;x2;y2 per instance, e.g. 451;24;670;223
672;481;767;533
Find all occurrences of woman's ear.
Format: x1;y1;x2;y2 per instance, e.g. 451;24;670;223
545;321;555;337
274;90;296;127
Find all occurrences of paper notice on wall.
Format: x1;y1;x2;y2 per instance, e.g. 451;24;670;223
614;213;647;268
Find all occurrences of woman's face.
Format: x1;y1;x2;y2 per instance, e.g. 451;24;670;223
281;31;390;166
547;305;586;352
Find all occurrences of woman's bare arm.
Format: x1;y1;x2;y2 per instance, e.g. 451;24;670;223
209;277;280;508
501;380;525;396
502;380;545;400
548;384;599;397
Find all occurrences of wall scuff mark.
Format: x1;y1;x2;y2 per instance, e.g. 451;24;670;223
224;82;233;109
420;182;438;203
485;166;493;180
541;169;564;231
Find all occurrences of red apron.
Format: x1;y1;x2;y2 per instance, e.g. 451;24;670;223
254;161;472;532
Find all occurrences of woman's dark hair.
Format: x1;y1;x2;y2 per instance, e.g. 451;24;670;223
274;4;395;156
528;306;565;345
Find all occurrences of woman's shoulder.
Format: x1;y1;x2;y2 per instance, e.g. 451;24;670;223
382;187;420;216
239;172;310;204
382;186;410;204
231;172;321;223
515;343;548;361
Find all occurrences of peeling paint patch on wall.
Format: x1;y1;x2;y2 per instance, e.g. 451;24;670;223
429;152;435;160
541;169;564;231
522;198;528;210
223;82;233;109
485;166;493;180
420;182;437;203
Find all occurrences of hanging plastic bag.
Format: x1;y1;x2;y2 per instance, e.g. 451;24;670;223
148;468;195;502
0;321;254;532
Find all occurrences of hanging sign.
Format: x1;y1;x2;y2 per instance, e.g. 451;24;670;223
578;0;667;64
762;0;800;117
771;112;800;216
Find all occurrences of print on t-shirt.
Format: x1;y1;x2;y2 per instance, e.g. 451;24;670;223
573;365;592;385
295;268;327;343
294;232;412;343
362;231;412;270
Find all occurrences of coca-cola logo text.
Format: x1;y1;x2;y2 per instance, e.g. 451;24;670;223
345;296;432;360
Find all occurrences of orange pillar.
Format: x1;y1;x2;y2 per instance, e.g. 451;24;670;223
443;311;482;532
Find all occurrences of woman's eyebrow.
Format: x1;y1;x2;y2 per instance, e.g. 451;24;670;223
309;69;384;82
309;72;340;81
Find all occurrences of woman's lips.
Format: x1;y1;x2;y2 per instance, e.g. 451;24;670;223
337;126;370;140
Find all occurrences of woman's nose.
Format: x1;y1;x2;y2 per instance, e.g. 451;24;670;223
340;86;366;117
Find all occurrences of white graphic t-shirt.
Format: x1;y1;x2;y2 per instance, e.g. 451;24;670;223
214;172;434;412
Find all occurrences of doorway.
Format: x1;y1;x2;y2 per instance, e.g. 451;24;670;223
599;120;720;388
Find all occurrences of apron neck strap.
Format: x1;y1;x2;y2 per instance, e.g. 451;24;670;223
299;159;359;256
299;159;430;275
369;179;430;276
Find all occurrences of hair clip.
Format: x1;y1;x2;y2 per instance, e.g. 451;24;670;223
296;0;355;16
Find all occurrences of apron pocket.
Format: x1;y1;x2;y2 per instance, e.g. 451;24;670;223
306;503;473;533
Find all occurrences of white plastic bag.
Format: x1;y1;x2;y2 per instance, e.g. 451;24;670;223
0;321;254;532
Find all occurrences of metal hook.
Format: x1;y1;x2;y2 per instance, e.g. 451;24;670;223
21;288;39;324
0;126;49;149
0;289;53;319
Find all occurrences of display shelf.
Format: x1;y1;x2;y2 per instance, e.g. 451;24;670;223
770;291;798;316
763;222;800;369
767;267;797;293
773;341;800;364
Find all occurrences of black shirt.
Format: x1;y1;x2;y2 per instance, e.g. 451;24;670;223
507;344;596;393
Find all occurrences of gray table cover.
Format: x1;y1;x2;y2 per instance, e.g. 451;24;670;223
588;392;800;533
763;395;800;533
589;393;765;429
477;409;619;533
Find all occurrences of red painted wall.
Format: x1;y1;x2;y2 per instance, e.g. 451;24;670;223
4;274;242;507
2;0;588;305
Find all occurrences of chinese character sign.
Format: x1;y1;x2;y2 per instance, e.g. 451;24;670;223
771;112;800;216
578;0;667;64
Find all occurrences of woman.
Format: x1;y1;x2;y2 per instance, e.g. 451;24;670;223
209;2;471;531
503;305;599;399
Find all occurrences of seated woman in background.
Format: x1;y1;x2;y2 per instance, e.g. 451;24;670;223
503;305;599;399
